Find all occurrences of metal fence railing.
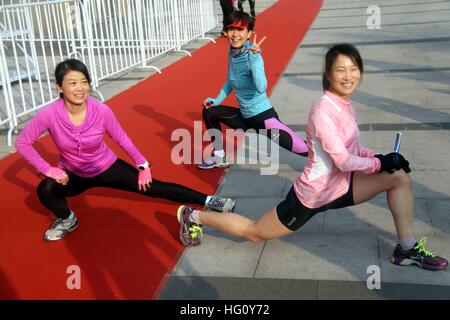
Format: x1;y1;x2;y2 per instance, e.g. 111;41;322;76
0;0;218;146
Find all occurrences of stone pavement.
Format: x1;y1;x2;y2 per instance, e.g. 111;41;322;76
158;0;450;300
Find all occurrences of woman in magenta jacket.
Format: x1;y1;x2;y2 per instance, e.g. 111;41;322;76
15;59;235;241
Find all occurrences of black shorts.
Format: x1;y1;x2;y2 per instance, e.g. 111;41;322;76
276;173;355;231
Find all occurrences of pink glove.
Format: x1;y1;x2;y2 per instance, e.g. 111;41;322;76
138;167;152;191
44;167;68;185
45;167;68;180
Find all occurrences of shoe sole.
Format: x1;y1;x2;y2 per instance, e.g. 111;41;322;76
177;206;199;247
177;205;184;223
44;220;79;241
197;163;230;170
390;257;448;271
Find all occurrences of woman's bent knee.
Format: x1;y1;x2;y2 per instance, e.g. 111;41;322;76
36;178;58;200
391;169;411;187
245;234;263;242
244;223;264;242
202;106;213;119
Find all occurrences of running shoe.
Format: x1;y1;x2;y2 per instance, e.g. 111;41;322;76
177;206;203;247
44;212;78;241
198;154;230;169
391;237;448;270
205;196;236;212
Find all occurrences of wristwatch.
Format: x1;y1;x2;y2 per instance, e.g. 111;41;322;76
138;161;151;171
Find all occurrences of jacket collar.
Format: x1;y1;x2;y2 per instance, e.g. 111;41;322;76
55;96;91;131
324;90;352;109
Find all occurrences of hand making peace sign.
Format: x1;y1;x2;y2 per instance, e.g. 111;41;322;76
249;33;267;54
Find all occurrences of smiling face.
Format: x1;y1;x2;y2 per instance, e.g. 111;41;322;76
226;26;252;49
327;54;361;100
57;70;90;108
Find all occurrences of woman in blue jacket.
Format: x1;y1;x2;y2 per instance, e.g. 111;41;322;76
199;11;308;169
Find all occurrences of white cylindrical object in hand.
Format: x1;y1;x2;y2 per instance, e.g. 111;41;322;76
394;132;402;153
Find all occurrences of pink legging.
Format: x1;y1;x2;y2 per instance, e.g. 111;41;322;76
202;105;308;156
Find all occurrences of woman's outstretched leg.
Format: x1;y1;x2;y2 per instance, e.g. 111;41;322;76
177;206;293;246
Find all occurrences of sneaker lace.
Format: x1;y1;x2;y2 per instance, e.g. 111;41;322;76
414;237;436;257
189;225;203;240
51;218;64;229
52;216;75;230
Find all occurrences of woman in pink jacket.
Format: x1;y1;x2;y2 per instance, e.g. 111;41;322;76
15;59;235;241
176;44;448;271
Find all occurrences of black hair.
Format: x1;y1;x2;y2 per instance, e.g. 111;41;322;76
54;59;91;98
322;43;363;91
224;10;255;31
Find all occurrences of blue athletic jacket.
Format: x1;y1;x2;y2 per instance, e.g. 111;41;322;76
210;41;272;118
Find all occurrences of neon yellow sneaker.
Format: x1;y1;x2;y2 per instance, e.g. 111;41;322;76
391;237;448;271
177;206;203;247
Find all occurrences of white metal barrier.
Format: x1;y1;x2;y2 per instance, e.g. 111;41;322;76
176;0;216;48
81;0;175;85
0;43;14;135
82;0;216;86
0;0;218;146
0;0;92;146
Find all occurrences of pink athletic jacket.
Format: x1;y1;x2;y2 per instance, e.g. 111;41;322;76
294;91;381;208
15;97;146;178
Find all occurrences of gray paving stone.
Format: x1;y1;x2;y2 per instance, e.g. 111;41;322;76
229;158;306;173
376;282;450;300
410;171;450;199
323;198;435;236
178;276;319;300
318;280;450;300
426;199;450;233
217;170;288;198
172;236;264;278
317;280;384;300
255;233;379;282
229;140;308;172
157;275;193;300
158;276;450;300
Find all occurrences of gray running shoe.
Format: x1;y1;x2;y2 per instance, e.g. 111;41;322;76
44;212;78;241
205;196;236;212
198;154;230;169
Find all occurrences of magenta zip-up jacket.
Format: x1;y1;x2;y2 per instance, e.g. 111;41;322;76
15;97;146;178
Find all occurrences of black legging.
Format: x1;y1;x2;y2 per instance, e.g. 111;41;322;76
202;106;308;156
238;0;256;18
219;0;235;29
37;159;207;219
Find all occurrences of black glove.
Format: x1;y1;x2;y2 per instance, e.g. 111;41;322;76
374;153;411;173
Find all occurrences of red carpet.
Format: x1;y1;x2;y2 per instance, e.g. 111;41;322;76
0;0;322;299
